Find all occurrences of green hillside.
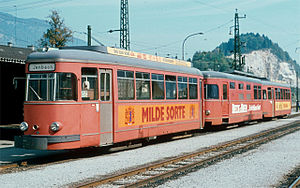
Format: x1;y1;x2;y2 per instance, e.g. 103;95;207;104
192;32;299;73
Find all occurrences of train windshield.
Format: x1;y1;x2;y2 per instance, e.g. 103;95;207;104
26;73;77;101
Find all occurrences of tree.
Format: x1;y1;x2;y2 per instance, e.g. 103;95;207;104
39;10;72;48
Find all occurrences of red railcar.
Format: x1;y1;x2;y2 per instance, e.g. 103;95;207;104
261;80;291;118
15;46;204;150
203;71;261;126
202;71;291;126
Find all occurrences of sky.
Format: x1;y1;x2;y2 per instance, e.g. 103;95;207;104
0;0;299;62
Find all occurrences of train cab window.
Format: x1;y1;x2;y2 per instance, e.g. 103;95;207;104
230;82;235;89
223;84;228;100
152;73;164;99
189;78;198;99
27;73;77;101
82;68;98;100
246;84;251;90
136;72;150;100
280;89;284;99
56;73;77;100
263;90;267;100
267;88;272;99
27;74;54;101
166;75;177;99
238;83;244;90
178;76;187;99
204;84;219;99
117;70;134;100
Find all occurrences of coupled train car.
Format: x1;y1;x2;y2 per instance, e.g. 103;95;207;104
14;46;291;150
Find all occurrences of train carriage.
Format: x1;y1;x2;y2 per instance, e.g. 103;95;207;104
202;71;264;126
261;80;291;118
15;46;204;150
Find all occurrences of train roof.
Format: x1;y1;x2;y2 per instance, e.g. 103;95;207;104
202;71;262;83
260;80;290;88
202;71;290;88
27;46;202;76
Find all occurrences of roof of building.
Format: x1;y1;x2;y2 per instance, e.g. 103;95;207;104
0;45;34;64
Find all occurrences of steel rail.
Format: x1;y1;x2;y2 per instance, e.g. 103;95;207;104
75;120;300;188
124;125;300;188
289;176;300;188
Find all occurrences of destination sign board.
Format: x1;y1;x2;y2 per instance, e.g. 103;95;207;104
29;63;55;72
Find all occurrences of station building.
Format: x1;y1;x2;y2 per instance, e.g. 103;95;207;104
0;44;34;125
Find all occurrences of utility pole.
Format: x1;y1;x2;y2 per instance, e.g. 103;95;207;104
296;47;300;111
120;0;130;50
233;9;246;71
87;25;91;46
14;5;17;45
297;71;299;112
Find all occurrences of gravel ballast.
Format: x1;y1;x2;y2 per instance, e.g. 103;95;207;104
1;117;300;187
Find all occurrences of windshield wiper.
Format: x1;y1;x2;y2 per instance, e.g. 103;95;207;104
29;86;43;100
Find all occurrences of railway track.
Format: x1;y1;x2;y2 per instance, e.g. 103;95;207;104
75;120;300;188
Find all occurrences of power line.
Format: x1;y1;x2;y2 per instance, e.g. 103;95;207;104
0;0;79;13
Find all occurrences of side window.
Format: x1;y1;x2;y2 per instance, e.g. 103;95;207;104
258;86;262;99
166;75;177;99
178;76;187;99
238;83;244;90
276;88;280;99
246;84;251;90
152;73;164;99
205;84;219;99
199;80;202;99
230;82;235;89
82;68;98;100
267;87;272;99
117;70;134;100
223;84;228;100
189;78;198;99
254;85;258;99
263;90;267;100
136;72;150;100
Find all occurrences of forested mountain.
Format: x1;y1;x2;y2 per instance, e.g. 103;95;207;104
0;12;85;48
217;32;294;63
192;32;299;75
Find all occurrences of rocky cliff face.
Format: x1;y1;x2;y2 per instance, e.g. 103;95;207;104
242;50;295;86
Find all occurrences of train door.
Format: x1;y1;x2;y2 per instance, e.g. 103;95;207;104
272;88;275;117
99;69;113;146
222;82;229;116
199;79;203;128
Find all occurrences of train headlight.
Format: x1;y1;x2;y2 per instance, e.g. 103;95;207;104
205;110;211;115
33;124;39;131
50;122;62;132
20;122;29;132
